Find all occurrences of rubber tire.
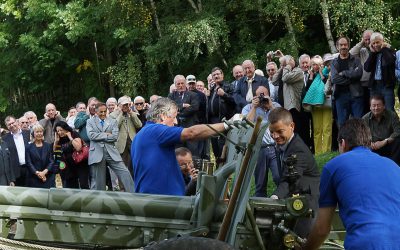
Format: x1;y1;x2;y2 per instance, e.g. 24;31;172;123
144;236;236;250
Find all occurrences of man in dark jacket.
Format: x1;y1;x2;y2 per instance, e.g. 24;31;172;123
331;36;363;127
168;75;200;157
208;67;236;160
234;60;269;113
364;32;396;111
2;116;30;186
269;107;320;238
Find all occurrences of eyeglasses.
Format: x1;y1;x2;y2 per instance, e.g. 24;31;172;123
180;161;193;168
135;103;144;106
187;78;196;82
20;122;29;124
267;69;275;72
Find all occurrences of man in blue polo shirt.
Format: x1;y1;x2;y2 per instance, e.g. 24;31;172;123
304;118;400;249
131;97;228;195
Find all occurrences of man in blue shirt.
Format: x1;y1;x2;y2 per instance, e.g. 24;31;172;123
304;118;400;249
131;98;228;195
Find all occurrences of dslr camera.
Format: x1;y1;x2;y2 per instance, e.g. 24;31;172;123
258;93;269;105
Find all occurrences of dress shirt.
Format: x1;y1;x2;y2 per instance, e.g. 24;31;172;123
12;129;26;165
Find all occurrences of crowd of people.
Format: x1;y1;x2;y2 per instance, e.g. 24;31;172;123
0;29;400;248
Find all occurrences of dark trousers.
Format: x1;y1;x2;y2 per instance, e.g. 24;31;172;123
121;137;132;176
290;108;314;154
15;165;28;187
64;163;90;189
374;137;400;166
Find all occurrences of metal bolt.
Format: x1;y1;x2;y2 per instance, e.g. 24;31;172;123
65;223;69;227
92;225;96;228
115;226;119;230
35;221;39;225
80;224;84;228
105;226;109;229
128;227;132;231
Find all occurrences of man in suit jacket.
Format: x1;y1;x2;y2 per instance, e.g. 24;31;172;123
234;60;269;112
109;96;142;175
168;75;201;157
269;107;320;238
0;139;14;186
86;102;134;192
2;116;30;186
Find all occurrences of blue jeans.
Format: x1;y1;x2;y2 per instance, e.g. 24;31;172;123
254;145;280;197
371;82;395;111
335;92;364;127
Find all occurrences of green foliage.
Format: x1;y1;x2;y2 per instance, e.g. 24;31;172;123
107;53;143;97
328;0;396;41
0;0;399;120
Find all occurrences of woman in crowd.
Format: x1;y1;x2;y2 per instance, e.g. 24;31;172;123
302;55;332;155
54;121;90;189
25;124;55;188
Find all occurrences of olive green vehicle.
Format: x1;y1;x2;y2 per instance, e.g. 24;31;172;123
0;118;344;249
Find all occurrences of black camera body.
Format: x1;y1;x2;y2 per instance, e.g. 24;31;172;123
258;93;269;105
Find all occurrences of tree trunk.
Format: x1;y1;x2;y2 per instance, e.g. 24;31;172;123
106;50;115;97
320;0;337;53
187;0;199;13
283;5;297;55
149;0;174;78
258;0;265;35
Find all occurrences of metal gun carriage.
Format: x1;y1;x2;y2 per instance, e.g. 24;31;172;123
0;117;343;249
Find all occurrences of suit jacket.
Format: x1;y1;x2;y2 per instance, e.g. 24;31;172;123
234;74;269;112
25;142;54;188
86;117;122;165
274;134;320;211
168;90;200;127
0;141;14;185
364;47;396;88
2;130;30;179
281;66;305;112
25;142;54;174
39;115;65;144
208;81;236;121
109;109;142;154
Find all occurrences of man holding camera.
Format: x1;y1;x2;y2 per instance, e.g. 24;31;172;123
175;147;198;196
242;86;281;197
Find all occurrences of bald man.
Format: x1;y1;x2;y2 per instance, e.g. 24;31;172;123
234;59;269;112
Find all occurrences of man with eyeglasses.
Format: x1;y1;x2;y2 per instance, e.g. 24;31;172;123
266;62;279;102
131;97;229;196
175;147;198;196
133;96;149;127
2;116;30;187
18;116;30;131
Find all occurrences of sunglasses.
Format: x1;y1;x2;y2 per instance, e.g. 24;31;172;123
134;103;144;106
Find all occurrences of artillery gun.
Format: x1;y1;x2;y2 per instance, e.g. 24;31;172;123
0;117;343;249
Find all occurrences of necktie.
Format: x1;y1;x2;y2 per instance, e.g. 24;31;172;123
303;72;308;86
100;120;104;127
245;78;253;102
